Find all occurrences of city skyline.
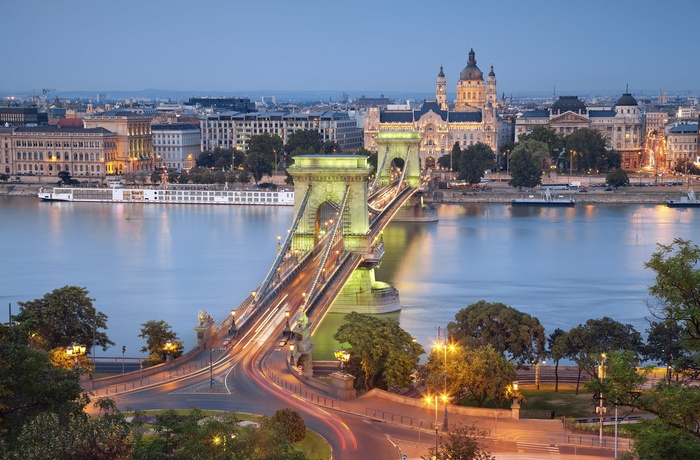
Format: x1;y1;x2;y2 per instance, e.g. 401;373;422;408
2;0;699;97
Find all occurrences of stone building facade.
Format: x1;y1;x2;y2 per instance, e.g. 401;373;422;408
363;48;499;169
515;93;644;170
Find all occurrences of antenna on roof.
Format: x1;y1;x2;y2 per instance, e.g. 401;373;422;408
553;86;556;98
626;83;629;93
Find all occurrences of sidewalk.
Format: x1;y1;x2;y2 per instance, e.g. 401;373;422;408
262;346;621;459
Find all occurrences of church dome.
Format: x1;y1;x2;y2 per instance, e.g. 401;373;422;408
551;96;586;112
488;65;495;77
615;92;638;106
438;65;445;78
459;48;483;81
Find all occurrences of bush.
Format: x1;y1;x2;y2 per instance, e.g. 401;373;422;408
271;408;306;443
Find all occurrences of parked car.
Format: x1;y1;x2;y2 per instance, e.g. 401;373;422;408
579;187;588;192
604;187;613;191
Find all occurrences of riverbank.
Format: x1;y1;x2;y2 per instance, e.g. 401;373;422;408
2;181;694;205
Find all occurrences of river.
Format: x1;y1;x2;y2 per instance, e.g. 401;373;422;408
2;195;697;359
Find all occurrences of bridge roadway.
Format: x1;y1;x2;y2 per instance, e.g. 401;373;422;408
87;183;619;459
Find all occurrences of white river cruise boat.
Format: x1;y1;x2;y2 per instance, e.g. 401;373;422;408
38;184;294;206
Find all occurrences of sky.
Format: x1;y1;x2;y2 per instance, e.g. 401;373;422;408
1;0;699;97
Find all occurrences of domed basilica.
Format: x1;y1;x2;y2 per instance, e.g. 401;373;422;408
364;48;499;169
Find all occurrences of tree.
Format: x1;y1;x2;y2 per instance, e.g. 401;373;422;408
238;169;251;186
333;312;424;392
244;150;274;184
645;238;700;352
518;126;565;163
547;328;569;392
285;129;322;156
138;320;183;365
564;128;607;173
423;423;495;460
197;147;234;170
565;317;643;394
644;320;690;382
0;342;87;450
12;398;134;460
450;345;515;407
437;142;461;171
447;300;545;366
507;140;545;190
627;419;700;460
321;140;341;153
150;169;163;184
606;168;629;188
13;286;113;353
458;143;494;185
270;408;306;443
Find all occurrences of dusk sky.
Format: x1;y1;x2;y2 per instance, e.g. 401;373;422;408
2;0;699;97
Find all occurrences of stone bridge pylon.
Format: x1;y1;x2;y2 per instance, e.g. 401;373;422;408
288;154;400;314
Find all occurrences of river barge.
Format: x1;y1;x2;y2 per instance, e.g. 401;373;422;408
38;184;294;206
511;188;575;207
666;189;700;208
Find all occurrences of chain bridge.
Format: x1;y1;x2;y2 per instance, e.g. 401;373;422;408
218;131;432;369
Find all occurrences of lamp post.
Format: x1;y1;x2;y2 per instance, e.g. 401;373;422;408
209;347;214;387
289;344;295;366
436;334;455;430
285;311;291;339
334;347;350;372
229;309;236;336
164;341;173;363
597;353;607;446
122;345;126;374
425;395;440;458
66;343;87;366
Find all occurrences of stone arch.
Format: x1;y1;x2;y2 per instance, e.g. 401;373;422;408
375;131;421;188
287;155;373;253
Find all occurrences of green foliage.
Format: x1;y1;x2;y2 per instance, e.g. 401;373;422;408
271;408;306;443
606;168;629;188
645;238;700;353
566;317;643;381
11;399;134;460
285;130;322;156
457;345;516;407
518;126;565;161
238;169;251;185
138;320;183;365
423;423;495;460
584;350;648;409
150;169;163;184
321;140;341;153
447;300;546;366
458;143;494;184
626;418;700;459
0;343;87;450
333;312;424;393
564;128;607;172
644;320;691;380
507;140;545;190
14;285;113;352
0;173;10;181
245;150;274;184
197;147;234;170
547;328;569;392
437;142;461;171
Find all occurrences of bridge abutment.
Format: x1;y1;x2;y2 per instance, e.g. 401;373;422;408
331;266;400;314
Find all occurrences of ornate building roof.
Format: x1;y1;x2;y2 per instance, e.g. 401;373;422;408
459;48;483;81
551;96;587;113
615;93;638;107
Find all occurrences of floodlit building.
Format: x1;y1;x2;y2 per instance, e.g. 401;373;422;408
363;48;499;168
152;123;201;171
515;92;644;170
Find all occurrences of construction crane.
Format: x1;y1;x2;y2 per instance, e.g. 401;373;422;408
30;88;55;106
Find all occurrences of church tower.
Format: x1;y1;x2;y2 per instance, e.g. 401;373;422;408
455;48;485;112
486;65;497;107
436;65;447;110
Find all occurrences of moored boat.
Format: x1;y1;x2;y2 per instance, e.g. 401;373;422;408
38;184;294;206
666;189;700;208
511;188;575;207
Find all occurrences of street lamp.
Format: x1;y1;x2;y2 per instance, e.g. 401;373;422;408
66;343;87;366
425;395;440;458
164;341;174;363
285;310;291;338
436;339;455;429
229;309;236;336
334;347;350;372
289;344;295;366
597;353;607;446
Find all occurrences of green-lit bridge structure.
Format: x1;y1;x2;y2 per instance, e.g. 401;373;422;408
221;131;430;369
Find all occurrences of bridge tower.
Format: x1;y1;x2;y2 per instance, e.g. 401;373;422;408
288;155;372;253
287;154;400;314
374;131;422;188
